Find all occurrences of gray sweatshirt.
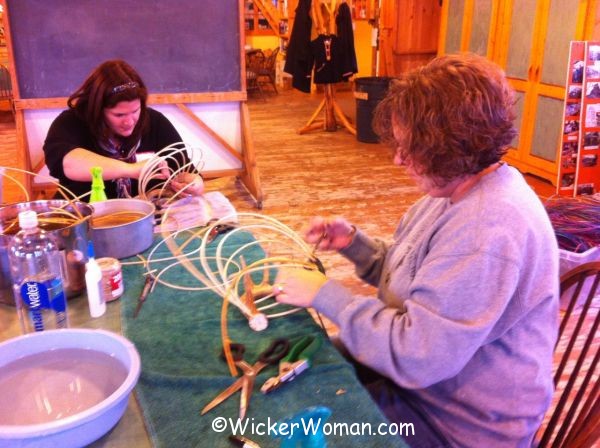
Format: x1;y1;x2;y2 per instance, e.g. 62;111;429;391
313;164;559;447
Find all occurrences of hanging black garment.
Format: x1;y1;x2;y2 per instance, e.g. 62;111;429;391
283;0;313;93
310;34;343;84
284;0;358;91
336;2;358;80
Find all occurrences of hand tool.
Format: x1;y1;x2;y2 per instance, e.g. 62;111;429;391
260;334;322;394
133;275;155;318
206;222;236;243
309;231;327;274
201;338;290;419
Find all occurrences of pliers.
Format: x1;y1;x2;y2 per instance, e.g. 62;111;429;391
260;334;322;394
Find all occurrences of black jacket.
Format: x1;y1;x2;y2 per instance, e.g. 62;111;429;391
336;3;358;80
285;0;358;91
283;0;313;93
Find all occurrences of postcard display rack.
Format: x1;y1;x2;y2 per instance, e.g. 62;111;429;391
558;41;600;197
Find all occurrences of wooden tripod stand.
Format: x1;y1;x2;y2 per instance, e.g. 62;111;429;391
298;84;356;134
297;0;356;136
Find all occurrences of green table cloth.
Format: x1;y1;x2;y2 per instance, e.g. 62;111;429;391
120;231;408;448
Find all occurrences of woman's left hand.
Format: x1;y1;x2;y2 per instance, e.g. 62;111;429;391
169;172;205;196
273;267;327;308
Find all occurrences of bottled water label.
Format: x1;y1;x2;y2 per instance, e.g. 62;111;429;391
19;278;67;331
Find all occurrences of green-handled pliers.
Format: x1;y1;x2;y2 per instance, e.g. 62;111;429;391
260;334;322;394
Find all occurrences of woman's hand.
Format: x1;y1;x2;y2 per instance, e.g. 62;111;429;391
273;267;327;308
137;157;170;181
304;216;355;251
168;172;205;196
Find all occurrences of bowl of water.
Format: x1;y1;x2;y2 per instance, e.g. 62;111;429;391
0;329;141;447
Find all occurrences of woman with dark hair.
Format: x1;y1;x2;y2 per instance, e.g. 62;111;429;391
273;54;558;447
44;59;203;200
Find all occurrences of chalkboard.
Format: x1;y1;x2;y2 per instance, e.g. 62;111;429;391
6;0;242;99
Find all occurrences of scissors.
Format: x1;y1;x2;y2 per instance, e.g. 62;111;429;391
260;334;322;394
201;338;290;419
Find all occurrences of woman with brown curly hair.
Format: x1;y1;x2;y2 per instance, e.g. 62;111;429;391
273;54;558;447
44;59;203;200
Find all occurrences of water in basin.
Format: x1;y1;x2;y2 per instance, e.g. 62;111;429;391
0;348;128;425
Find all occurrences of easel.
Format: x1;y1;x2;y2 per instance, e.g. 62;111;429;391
1;0;264;209
298;0;356;136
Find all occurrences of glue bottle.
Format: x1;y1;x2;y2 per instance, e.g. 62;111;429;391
85;241;106;317
90;166;107;203
9;210;68;333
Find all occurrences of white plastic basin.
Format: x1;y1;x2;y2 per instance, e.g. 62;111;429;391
0;329;141;447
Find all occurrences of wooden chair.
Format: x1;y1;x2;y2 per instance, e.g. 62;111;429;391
256;47;279;94
246;49;266;101
535;261;600;447
0;64;14;114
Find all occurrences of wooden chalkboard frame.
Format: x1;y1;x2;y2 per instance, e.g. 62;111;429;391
1;0;263;207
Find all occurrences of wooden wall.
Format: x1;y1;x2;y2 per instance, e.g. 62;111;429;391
0;8;10;112
379;0;442;76
595;2;600;40
0;7;7;65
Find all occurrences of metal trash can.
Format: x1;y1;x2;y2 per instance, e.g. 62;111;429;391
354;77;393;143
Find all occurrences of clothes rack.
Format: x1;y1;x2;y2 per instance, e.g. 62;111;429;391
298;0;356;135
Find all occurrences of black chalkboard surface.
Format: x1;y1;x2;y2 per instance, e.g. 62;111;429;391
6;0;241;99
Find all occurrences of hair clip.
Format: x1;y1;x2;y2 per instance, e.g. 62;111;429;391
111;81;139;94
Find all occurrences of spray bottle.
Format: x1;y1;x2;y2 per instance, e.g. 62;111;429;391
86;241;106;317
90;166;107;203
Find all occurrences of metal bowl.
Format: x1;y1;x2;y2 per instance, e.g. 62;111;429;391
0;329;141;448
90;199;155;259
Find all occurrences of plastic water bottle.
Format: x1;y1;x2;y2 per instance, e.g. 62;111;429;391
9;210;69;333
